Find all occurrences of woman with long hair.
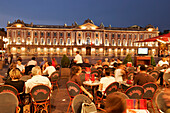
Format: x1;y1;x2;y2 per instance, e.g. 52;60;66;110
70;66;93;100
51;57;57;68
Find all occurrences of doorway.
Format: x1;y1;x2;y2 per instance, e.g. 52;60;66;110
86;47;91;55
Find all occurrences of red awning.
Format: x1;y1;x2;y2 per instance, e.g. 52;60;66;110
135;33;170;43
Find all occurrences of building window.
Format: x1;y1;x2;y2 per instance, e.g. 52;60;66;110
112;34;114;38
17;47;20;53
105;34;108;37
123;34;126;38
41;48;43;52
35;48;37;52
129;34;132;38
48;48;50;52
35;32;37;36
9;31;11;36
41;32;44;37
140;35;143;39
47;32;50;37
87;33;90;36
96;34;98;37
149;35;151;38
34;38;37;44
118;34;120;38
78;38;81;44
60;38;63;45
78;33;81;37
28;32;30;36
18;37;21;43
67;38;70;44
54;33;56;37
105;39;108;45
54;48;56;52
135;35;137;39
68;33;70;37
47;38;50;45
123;39;126;46
60;33;63;37
112;39;114;45
96;38;98;45
87;38;90;45
41;38;44;45
118;39;120;46
27;47;30;52
53;38;56;45
129;39;132;46
27;37;30;42
18;31;20;35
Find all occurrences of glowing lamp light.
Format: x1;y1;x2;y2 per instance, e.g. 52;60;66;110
91;27;95;30
132;49;134;51
50;48;53;50
82;48;86;51
12;47;16;50
21;47;25;51
44;48;47;51
74;48;77;51
63;48;66;51
147;28;153;31
57;48;59;50
91;48;95;51
99;48;103;51
81;26;86;29
16;24;22;27
37;48;40;51
115;48;117;52
109;48;112;51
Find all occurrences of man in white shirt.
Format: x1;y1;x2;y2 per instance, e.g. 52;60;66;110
114;63;126;82
16;58;25;74
74;51;83;64
43;62;56;77
25;66;52;93
157;57;169;67
27;57;37;66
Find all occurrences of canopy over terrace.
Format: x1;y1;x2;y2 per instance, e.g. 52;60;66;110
135;33;170;57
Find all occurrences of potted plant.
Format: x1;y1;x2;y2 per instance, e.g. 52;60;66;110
151;56;156;66
123;54;133;66
61;54;70;78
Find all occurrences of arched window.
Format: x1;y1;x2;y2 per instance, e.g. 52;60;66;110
67;38;70;45
60;38;63;45
78;38;81;44
95;38;98;45
129;39;132;46
47;38;50;45
53;38;56;45
105;39;108;45
123;39;126;46
17;37;21;43
87;37;90;45
34;37;37;44
112;39;114;46
118;39;120;46
41;38;44;45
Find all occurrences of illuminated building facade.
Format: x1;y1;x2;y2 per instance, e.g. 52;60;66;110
6;19;159;56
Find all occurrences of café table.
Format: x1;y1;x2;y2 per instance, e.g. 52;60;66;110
127;109;150;113
83;80;100;99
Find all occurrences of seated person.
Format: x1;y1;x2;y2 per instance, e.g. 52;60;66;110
5;68;25;93
16;58;25;74
70;66;93;100
105;93;127;113
27;57;37;66
81;58;91;67
133;65;155;86
99;68;115;94
114;63;126;82
42;62;56;77
7;62;20;79
25;66;52;93
96;60;102;68
102;58;110;66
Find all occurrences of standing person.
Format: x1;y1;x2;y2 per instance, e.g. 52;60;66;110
16;59;25;74
74;51;83;66
157;57;169;67
70;66;93;100
133;65;155;86
42;62;56;77
27;57;37;66
102;58;109;66
40;57;47;68
114;63;126;82
51;57;57;68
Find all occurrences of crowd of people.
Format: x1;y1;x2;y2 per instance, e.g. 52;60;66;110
1;51;170;113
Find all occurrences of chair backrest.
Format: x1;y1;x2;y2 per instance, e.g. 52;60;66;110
121;84;130;92
125;86;144;99
156;92;168;112
91;70;99;77
149;71;159;80
72;94;96;113
66;81;81;98
20;75;31;82
0;85;18;96
104;82;119;96
162;64;168;69
163;73;170;84
0;92;19;113
103;65;109;69
97;67;103;77
127;72;134;80
146;65;154;72
30;85;51;102
81;67;86;73
50;71;60;82
142;82;158;99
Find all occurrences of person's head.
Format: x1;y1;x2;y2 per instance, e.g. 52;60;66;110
32;57;36;60
52;57;56;61
9;68;21;79
162;57;166;62
17;59;22;65
76;51;79;54
45;62;52;67
105;93;127;113
84;58;89;63
71;66;81;77
112;58;115;62
97;60;102;65
105;58;108;62
32;66;41;76
105;68;111;76
140;65;146;71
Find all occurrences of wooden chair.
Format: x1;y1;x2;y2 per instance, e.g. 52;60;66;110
0;92;20;113
163;73;170;87
147;65;154;73
149;70;159;80
30;85;51;113
127;72;134;81
103;65;109;69
91;70;99;78
142;82;158;113
0;85;18;96
121;84;130;93
72;94;97;113
50;71;60;91
66;81;82;113
125;85;144;99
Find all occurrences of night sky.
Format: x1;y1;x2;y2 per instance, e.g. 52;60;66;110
0;0;170;31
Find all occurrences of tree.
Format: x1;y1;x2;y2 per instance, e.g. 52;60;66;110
61;54;70;68
151;56;156;66
123;54;133;65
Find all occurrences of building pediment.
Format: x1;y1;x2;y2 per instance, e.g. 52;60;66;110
79;23;99;30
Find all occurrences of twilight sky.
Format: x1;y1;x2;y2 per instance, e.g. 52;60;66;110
0;0;170;31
